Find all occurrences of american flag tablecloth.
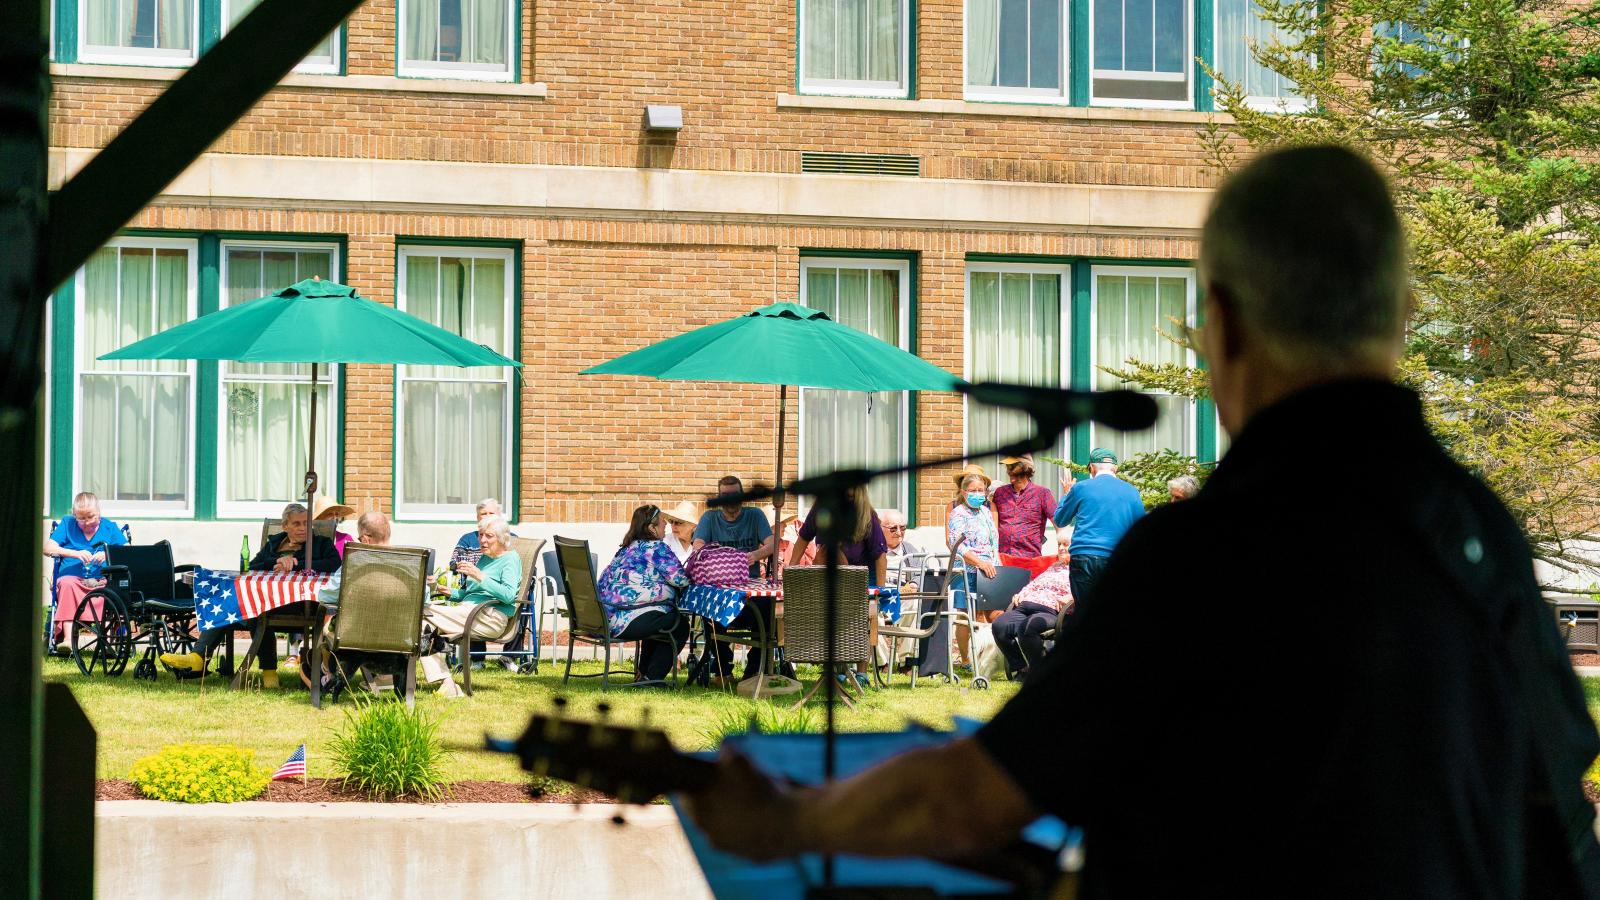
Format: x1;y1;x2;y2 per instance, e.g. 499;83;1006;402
679;581;900;626
189;567;332;631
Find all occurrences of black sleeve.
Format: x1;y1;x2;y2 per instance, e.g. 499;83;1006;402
308;535;342;574
974;514;1173;822
248;534;281;572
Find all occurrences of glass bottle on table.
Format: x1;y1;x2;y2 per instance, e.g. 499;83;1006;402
240;535;250;575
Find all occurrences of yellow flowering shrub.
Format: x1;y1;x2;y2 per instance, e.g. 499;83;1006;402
129;744;271;803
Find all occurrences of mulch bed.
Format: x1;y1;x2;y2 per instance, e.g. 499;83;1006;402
1571;652;1600;668
98;778;613;804
1587;780;1600;805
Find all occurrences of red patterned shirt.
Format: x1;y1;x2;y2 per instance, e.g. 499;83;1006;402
991;481;1056;558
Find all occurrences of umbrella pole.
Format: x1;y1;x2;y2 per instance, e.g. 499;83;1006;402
771;384;786;580
305;362;319;576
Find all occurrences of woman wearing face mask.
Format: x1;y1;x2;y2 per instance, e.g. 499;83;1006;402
945;468;999;615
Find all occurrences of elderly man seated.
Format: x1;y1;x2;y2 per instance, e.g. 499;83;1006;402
43;491;128;650
879;508;923;585
162;501;340;687
315;511;394;607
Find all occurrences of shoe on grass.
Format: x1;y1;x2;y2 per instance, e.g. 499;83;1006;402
159;651;205;672
260;668;279;689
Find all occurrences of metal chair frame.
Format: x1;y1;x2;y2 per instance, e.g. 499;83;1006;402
454;536;545;695
68;540;197;682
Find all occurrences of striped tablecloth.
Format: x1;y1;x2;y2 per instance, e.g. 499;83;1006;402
189;567;332;631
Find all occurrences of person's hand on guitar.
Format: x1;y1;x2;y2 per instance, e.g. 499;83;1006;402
682;752;802;862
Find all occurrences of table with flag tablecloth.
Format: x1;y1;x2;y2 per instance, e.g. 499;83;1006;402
678;581;901;625
186;567;333;692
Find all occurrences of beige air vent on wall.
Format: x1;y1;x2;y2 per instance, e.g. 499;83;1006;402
800;152;921;177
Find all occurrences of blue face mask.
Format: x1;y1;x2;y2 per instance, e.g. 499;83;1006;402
965;492;986;509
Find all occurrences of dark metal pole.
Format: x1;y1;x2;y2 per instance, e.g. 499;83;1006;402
0;1;50;896
42;0;365;292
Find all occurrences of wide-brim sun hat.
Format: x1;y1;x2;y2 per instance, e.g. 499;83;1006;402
953;463;992;489
311;493;355;521
660;500;702;526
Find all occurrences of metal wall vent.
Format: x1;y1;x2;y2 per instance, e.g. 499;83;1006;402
800;151;921;177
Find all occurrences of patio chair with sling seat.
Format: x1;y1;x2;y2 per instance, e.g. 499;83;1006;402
321;544;431;707
552;535;680;689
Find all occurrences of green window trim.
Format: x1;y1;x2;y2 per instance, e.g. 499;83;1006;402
794;0;918;99
390;237;523;525
52;0;348;73
47;229;347;522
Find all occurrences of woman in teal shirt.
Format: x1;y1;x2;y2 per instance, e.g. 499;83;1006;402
425;516;523;642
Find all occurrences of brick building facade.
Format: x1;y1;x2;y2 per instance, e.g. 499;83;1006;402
43;0;1259;559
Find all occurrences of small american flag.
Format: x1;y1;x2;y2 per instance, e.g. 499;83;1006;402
272;744;307;781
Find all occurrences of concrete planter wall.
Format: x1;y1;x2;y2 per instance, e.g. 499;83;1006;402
96;801;711;900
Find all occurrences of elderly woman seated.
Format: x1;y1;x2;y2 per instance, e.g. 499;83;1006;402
596;504;692;684
990;544;1074;680
162;501;342;687
43;491;128;650
425;515;523;644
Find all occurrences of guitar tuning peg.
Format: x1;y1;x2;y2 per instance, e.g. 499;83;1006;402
552;695;569;711
610;814;627;826
596;702;612;720
640;707;652;728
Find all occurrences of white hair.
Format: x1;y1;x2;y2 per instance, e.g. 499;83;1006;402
72;491;100;512
879;507;907;526
477;515;512;544
475;498;502;515
281;502;308;521
1167;475;1200;499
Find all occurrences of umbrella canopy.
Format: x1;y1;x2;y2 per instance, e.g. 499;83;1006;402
580;302;955;391
100;278;520;368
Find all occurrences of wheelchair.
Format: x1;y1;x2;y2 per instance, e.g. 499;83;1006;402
42;521;131;658
69;541;200;680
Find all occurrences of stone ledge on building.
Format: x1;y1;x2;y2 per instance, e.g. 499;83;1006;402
50;63;550;99
47;148;1212;235
777;93;1232;126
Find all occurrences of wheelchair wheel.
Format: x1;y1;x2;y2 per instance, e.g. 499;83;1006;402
972;676;990;690
72;590;131;677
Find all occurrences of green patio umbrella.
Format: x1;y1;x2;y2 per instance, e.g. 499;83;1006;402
102;277;521;573
582;301;961;534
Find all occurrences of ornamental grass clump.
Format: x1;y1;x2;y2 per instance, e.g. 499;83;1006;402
129;744;270;803
328;697;449;801
702;703;819;748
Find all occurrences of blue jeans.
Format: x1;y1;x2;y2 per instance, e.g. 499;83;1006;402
951;571;978;610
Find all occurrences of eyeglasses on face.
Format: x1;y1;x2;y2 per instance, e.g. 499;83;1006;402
884;524;906;533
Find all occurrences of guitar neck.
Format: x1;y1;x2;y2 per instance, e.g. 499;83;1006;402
493;715;719;802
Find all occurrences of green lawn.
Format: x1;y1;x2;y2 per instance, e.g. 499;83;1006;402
46;657;1019;782
46;659;1600;787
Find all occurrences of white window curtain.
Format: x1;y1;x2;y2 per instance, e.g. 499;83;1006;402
967;267;1067;488
220;246;337;513
224;0;337;70
966;0;1064;97
1215;0;1299;105
77;242;194;509
397;249;513;517
82;0;194;61
801;261;909;513
802;0;906;92
1092;269;1194;459
1091;0;1191;105
402;0;510;76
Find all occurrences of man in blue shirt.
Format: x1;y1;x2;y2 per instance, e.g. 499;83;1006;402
1053;448;1144;607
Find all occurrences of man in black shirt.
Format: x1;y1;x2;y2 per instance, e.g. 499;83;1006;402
683;146;1600;897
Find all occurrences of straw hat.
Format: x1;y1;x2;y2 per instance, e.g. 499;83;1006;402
659;500;702;526
311;493;355;521
953;463;992;490
762;504;802;527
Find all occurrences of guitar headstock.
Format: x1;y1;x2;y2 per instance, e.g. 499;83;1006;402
488;702;715;803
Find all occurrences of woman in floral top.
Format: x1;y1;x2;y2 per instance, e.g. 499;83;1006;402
596;504;691;683
946;471;1000;614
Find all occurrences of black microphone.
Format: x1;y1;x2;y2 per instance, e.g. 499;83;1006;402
958;382;1159;432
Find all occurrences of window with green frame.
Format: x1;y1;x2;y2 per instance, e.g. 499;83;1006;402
52;231;344;521
55;0;345;70
965;262;1071;488
799;256;912;512
1090;265;1197;459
